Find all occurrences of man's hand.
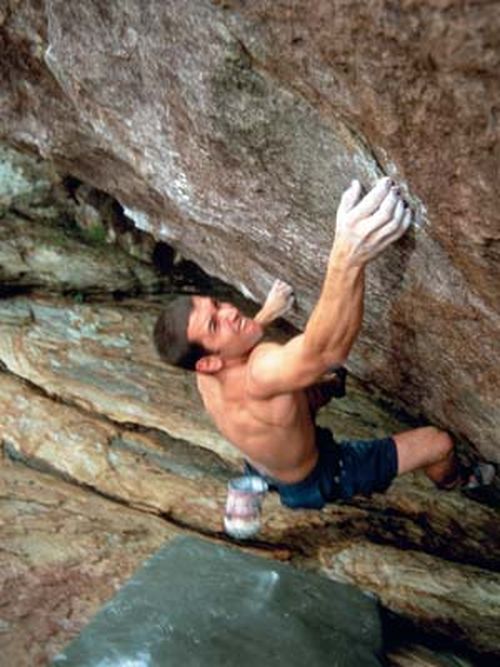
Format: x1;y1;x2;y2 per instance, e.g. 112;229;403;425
332;177;412;267
254;279;295;326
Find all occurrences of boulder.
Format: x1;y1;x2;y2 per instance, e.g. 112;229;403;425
0;459;478;667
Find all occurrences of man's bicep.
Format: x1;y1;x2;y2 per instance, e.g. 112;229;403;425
248;335;328;398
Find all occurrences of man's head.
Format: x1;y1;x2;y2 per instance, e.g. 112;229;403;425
154;295;264;373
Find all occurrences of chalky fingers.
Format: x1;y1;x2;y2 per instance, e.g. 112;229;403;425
350;176;392;220
364;186;401;234
374;203;412;249
337;179;363;219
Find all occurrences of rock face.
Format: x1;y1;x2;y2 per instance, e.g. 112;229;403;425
1;0;499;459
1;283;500;659
1;3;500;665
0;457;179;666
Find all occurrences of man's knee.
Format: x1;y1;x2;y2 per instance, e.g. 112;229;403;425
427;427;454;461
394;426;454;475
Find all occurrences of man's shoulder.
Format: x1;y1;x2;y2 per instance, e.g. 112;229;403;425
249;340;282;359
244;340;288;400
247;340;283;373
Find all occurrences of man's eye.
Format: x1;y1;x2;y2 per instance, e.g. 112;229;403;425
210;318;216;333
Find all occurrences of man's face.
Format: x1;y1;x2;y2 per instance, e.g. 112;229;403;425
187;296;264;361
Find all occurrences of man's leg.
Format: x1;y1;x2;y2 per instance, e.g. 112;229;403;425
393;426;459;488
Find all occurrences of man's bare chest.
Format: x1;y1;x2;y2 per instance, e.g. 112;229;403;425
196;373;299;436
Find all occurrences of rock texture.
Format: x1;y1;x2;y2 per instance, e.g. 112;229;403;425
320;542;500;655
0;145;169;296
1;311;500;658
1;3;500;664
0;457;179;666
1;0;499;459
0;459;480;667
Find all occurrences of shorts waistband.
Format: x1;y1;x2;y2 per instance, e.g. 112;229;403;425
244;426;341;494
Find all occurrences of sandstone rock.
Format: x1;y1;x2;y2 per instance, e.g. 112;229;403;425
0;143;172;296
386;645;474;667
0;211;170;296
0;459;476;667
0;372;234;532
320;542;500;656
0;457;178;666
0;143;58;214
1;368;499;659
0;295;241;462
1;1;499;458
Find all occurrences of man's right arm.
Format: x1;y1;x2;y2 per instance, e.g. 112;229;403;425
247;177;412;399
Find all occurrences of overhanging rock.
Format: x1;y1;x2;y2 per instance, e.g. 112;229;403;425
1;1;499;459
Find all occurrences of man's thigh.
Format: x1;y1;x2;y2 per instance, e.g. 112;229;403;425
338;436;398;498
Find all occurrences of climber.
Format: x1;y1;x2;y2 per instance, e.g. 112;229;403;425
154;178;494;510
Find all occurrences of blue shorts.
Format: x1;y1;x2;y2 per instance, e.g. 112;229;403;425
244;426;398;510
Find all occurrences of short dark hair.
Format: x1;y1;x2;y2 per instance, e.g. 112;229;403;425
153;296;207;371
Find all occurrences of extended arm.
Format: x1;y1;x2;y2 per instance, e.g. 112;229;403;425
303;178;411;361
248;177;411;398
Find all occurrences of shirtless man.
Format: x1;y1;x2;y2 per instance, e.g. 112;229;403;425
154;177;487;510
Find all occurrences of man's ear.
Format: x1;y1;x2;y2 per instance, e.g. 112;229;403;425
195;355;224;374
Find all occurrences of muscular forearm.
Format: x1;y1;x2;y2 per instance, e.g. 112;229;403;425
254;304;272;326
253;279;294;327
246;179;411;400
304;247;365;363
255;263;364;361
